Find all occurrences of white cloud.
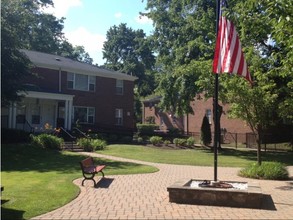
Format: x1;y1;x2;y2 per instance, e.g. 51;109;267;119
65;27;106;65
43;0;82;18
115;12;123;19
135;14;152;25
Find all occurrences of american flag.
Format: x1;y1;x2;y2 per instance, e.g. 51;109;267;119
213;0;252;83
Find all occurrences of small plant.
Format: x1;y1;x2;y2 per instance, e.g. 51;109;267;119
239;162;289;180
77;138;107;151
164;140;171;146
31;134;63;150
186;137;195;147
77;138;93;152
173;138;186;146
137;137;144;144
92;139;107;151
150;136;163;146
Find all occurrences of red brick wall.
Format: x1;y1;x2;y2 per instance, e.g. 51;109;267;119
24;67;135;130
188;98;252;134
28;67;60;92
143;97;253;143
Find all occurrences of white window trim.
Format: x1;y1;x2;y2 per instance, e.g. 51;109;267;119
67;73;96;92
115;79;124;95
115;108;123;125
73;106;95;124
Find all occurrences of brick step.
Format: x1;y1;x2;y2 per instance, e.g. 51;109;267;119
63;142;84;152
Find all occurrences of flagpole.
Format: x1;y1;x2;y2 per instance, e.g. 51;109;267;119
213;0;221;182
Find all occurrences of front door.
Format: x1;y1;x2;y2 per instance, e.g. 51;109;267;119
57;102;65;128
41;102;56;130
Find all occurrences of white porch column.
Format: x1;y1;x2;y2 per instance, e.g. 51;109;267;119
67;100;73;130
64;100;69;130
8;104;13;128
11;103;17;129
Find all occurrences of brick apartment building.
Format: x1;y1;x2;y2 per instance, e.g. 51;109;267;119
1;50;137;134
142;96;253;144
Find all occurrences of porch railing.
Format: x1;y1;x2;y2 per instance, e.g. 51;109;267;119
72;127;88;139
59;127;76;150
24;120;34;133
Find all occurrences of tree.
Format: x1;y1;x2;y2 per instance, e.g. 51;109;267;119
103;23;156;97
102;23;156;122
1;0;94;106
146;0;292;164
201;116;212;146
144;0;216;116
66;46;93;65
196;0;292;164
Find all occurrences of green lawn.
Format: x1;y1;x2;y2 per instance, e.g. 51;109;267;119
98;144;293;167
1;144;158;220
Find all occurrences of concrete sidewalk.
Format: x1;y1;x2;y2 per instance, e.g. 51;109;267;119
34;152;293;219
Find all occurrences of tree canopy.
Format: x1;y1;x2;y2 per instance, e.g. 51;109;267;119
1;0;94;106
145;0;216;116
102;23;156;97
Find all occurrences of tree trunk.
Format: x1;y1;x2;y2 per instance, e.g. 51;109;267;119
256;132;262;165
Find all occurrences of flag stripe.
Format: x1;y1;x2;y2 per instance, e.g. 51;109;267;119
213;1;252;83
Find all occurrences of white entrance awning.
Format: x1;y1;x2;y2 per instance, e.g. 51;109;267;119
19;91;74;101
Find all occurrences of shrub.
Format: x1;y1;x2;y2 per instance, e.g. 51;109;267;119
201;116;212;146
77;138;93;152
186;137;195;147
109;134;118;142
77;138;107;151
173;138;186;146
1;128;31;144
164;140;171;146
136;124;159;135
239;162;289;180
137;137;144;144
91;139;107;151
150;136;163;146
168;128;182;136
31;134;63;150
145;116;155;124
119;136;133;144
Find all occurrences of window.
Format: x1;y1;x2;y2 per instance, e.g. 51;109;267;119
31;105;40;124
115;79;123;95
67;72;74;89
73;107;95;124
67;73;96;92
89;76;95;92
16;105;26;124
115;109;123;125
205;109;212;124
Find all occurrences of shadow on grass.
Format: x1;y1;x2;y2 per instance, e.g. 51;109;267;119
205;147;293;166
1;200;25;220
1;144;152;173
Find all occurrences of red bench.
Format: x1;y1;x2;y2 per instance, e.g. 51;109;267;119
79;157;106;186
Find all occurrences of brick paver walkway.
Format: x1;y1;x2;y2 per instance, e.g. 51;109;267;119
34;152;293;219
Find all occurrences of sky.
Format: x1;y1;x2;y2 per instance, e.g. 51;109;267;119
44;0;154;65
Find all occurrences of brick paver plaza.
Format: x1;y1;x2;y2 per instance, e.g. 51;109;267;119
34;152;293;219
